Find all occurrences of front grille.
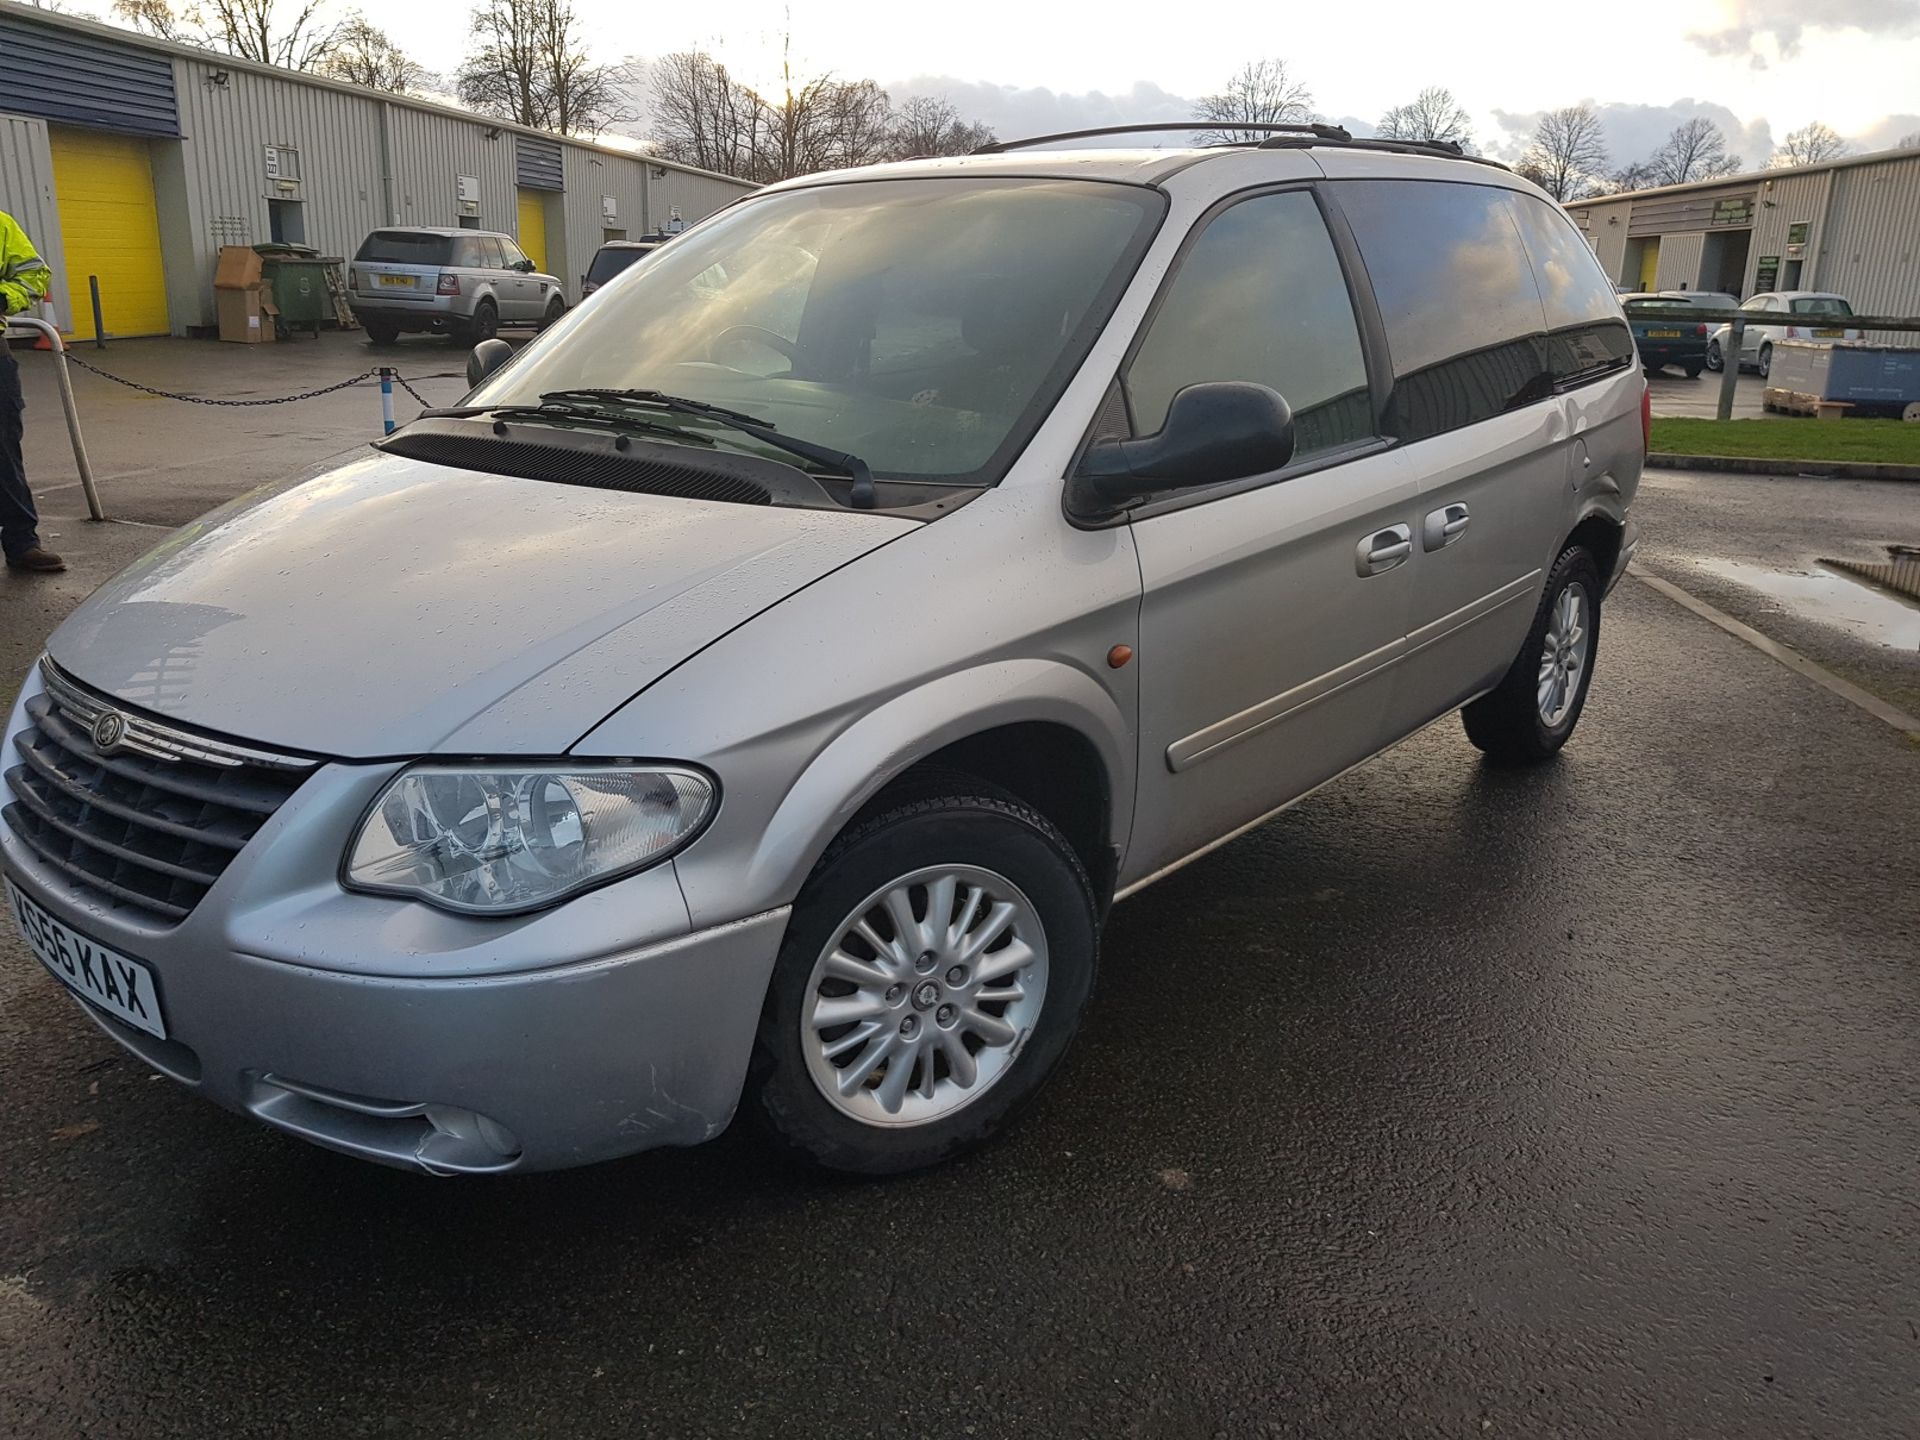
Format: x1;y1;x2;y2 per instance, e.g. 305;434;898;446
3;660;315;923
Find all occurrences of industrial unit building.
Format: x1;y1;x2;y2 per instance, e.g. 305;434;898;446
0;1;753;339
1573;146;1920;312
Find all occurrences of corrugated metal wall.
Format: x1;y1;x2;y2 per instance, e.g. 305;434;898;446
558;147;648;298
1748;168;1832;294
0;112;68;328
652;168;752;233
1571;199;1632;284
388;104;517;235
0;12;178;138
1653;231;1705;292
165;55;387;327
1627;183;1757;237
1820;156;1920;315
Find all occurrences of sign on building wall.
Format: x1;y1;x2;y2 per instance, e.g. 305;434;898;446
1755;255;1781;291
602;195;617;221
1710;197;1753;226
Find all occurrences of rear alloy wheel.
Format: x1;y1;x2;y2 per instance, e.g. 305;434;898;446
754;790;1097;1174
1463;545;1602;764
1704;339;1724;372
466;299;499;344
1757;342;1773;379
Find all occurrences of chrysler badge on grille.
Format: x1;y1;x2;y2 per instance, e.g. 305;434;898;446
90;710;128;753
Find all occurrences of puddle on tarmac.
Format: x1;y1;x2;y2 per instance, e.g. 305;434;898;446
1693;557;1920;652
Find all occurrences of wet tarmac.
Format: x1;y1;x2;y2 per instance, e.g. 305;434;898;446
4;576;1918;1437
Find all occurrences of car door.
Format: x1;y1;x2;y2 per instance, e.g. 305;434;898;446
1119;187;1423;886
1740;295;1775;365
1324;179;1597;719
495;237;538;320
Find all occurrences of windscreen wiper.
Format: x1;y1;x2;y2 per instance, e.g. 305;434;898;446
538;388;878;510
418;399;714;445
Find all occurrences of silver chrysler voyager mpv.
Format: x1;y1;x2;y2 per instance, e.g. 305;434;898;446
3;126;1644;1176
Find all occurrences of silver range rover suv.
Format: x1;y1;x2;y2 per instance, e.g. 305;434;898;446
3;125;1643;1177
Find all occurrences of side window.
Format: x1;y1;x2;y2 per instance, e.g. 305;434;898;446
1126;190;1374;464
498;238;530;269
1509;194;1634;386
1334;179;1552;443
451;238;484;268
468;236;503;269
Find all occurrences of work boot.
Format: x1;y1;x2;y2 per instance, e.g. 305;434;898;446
4;546;65;573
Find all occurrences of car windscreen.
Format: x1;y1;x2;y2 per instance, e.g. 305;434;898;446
356;232;454;266
587;246;656;285
1790;297;1853;315
471;177;1165;485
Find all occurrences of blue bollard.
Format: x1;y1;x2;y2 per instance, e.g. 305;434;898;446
378;368;396;435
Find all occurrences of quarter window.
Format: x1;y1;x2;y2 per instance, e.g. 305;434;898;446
1126;190;1374;463
1508;194;1634;386
1335;179;1553;442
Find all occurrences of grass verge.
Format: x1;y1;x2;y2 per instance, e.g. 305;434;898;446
1650;417;1920;464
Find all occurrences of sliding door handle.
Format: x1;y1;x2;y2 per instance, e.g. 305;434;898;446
1357;524;1414;576
1422;503;1471;551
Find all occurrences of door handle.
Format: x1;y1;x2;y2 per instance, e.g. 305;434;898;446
1356;524;1413;576
1421;503;1471;552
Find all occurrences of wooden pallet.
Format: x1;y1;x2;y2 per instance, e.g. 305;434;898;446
1762;387;1853;419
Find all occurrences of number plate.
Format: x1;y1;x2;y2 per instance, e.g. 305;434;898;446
1647;329;1682;338
377;273;415;287
6;877;166;1038
1815;327;1843;338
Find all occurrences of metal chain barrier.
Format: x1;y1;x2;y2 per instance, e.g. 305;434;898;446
58;353;466;410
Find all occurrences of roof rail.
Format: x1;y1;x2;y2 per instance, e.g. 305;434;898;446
1256;133;1514;172
971;121;1353;155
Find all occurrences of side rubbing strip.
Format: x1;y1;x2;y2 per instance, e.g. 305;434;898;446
1403;570;1541;656
1167;635;1407;773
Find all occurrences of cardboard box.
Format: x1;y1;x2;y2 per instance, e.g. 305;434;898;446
216;287;277;343
214;245;264;289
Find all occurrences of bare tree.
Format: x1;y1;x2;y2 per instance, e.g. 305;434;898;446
1608;158;1663;192
458;0;627;136
1194;59;1314;143
1648;117;1743;185
1771;121;1849;167
1376;86;1474;149
317;14;427;93
200;0;337;70
1515;104;1609;200
111;0;191;41
648;51;765;178
886;95;995;160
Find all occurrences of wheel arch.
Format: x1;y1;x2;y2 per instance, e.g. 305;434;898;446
686;660;1135;925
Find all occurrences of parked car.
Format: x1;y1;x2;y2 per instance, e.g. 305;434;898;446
349;227;566;345
4;133;1644;1178
1658;290;1739;311
581;235;668;298
1625;294;1710;377
1705;291;1862;377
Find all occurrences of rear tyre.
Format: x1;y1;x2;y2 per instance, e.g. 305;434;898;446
363;322;400;347
1757;342;1773;379
1462;545;1602;765
466;299;499;344
1683;363;1704;379
752;789;1098;1175
540;295;566;330
1704;340;1724;372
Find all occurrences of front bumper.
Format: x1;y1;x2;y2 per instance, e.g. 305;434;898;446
0;674;787;1174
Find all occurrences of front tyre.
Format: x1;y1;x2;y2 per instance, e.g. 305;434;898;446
753;790;1098;1174
1705;339;1724;372
1757;341;1773;379
1462;546;1602;764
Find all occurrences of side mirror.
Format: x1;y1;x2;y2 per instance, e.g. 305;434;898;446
1077;382;1295;506
466;337;513;388
516;259;537;273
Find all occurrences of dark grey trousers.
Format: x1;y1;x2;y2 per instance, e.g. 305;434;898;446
0;345;41;560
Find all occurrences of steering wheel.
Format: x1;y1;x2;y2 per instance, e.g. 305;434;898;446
708;324;797;367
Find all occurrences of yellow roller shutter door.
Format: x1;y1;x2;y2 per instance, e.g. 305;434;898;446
48;127;170;339
516;189;549;274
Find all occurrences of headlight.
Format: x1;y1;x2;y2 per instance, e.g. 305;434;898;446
344;764;715;915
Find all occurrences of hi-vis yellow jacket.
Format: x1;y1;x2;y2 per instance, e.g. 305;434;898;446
0;210;53;317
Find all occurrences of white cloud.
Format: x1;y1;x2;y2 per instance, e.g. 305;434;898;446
881;76;1194;144
1686;0;1920;65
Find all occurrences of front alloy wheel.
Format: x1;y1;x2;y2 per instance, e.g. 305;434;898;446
802;865;1048;1126
754;788;1097;1173
1705;339;1724;372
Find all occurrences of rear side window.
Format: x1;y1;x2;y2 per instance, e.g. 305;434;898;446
588;246;654;286
1791;297;1852;315
1334;180;1551;443
1508;194;1634;385
451;238;487;268
1125;190;1374;462
355;231;453;266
